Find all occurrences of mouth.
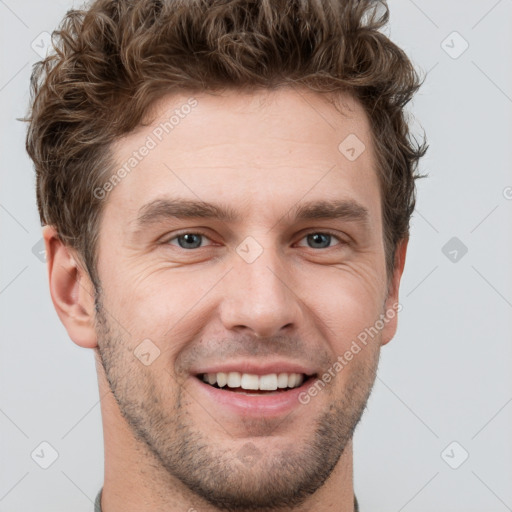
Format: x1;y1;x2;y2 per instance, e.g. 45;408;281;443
196;371;318;396
190;368;320;417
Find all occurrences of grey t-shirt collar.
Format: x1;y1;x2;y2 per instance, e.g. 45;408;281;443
94;487;102;512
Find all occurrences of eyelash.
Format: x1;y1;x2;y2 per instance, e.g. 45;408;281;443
164;230;348;250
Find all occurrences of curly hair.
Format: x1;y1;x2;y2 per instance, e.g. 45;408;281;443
24;0;427;287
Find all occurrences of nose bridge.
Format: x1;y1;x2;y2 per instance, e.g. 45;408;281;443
219;234;300;337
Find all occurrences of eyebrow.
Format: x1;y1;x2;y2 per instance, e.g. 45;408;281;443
134;197;370;230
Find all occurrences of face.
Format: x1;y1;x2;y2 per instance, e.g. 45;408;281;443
92;87;402;510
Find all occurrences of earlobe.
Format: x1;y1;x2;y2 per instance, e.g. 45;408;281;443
43;225;98;349
380;238;408;346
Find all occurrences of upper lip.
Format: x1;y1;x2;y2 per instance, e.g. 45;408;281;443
192;360;318;377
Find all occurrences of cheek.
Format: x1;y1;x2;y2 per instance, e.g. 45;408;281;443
102;248;387;360
297;265;386;350
103;265;218;361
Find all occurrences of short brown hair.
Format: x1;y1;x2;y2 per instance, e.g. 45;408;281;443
24;0;427;287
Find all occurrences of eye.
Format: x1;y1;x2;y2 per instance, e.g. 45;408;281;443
296;231;345;249
164;230;346;251
167;232;213;249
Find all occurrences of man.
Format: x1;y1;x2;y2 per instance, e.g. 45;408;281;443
25;0;426;510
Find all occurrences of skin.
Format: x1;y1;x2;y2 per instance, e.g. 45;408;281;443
44;87;407;512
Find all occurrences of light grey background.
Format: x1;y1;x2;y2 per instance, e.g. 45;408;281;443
1;1;511;511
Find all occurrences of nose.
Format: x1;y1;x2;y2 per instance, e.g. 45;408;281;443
219;241;303;338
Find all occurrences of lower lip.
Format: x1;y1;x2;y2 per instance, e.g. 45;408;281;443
189;375;315;418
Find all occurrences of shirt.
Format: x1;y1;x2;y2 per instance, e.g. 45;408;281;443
94;488;360;511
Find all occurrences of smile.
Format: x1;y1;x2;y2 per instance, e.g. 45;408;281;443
190;370;318;417
198;371;315;394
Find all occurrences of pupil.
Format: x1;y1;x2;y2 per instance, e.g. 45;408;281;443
308;233;330;248
179;234;201;249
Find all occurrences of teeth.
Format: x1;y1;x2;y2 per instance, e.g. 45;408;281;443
201;372;306;391
277;373;289;388
294;374;305;387
227;372;241;388
241;373;259;390
216;372;227;388
259;374;278;390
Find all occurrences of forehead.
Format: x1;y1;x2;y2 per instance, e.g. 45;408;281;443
105;87;381;227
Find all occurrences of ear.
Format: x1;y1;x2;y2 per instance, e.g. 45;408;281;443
380;238;408;347
43;225;98;348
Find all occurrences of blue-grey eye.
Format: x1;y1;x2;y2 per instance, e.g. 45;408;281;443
175;233;204;249
306;233;333;249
